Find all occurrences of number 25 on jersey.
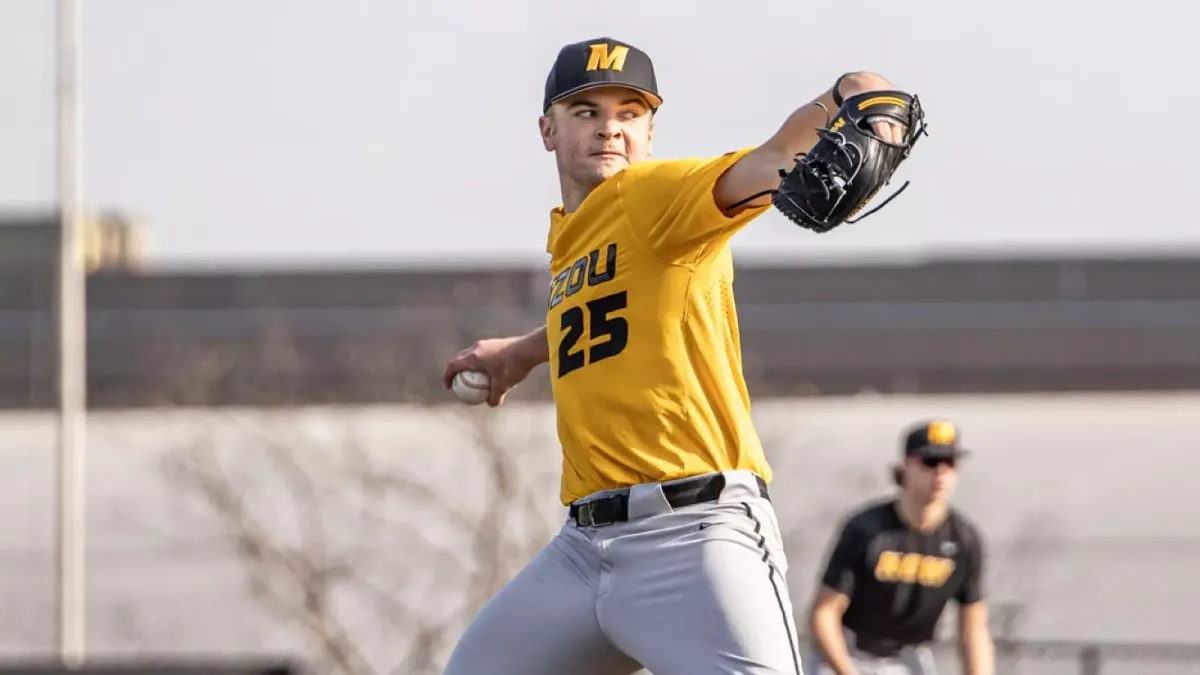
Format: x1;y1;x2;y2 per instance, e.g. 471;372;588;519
549;243;628;378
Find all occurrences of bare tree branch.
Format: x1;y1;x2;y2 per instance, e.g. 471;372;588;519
161;337;558;675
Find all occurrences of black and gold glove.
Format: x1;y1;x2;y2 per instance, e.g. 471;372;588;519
773;90;928;233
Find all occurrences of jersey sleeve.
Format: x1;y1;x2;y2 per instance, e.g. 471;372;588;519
618;148;772;264
956;525;987;604
820;520;866;596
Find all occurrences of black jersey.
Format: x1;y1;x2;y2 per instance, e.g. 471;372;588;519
819;498;985;654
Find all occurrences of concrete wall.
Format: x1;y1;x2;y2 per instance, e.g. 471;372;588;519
1;392;1198;670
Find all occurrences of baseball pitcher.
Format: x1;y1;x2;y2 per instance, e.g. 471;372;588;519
441;36;926;675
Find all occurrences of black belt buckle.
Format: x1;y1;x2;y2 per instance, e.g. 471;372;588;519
571;493;628;527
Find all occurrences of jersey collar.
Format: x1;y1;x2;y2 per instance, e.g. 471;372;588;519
546;205;569;255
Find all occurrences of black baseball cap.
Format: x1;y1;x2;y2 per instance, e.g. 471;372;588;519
543;37;662;113
902;419;970;460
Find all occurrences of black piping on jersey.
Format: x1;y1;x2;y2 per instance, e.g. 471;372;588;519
741;502;802;675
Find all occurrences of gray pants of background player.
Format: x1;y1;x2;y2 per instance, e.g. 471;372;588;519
804;645;937;675
442;470;802;675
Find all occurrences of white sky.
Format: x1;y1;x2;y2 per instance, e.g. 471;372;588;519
1;0;1195;268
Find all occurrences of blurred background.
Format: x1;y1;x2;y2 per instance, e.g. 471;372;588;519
2;0;1199;674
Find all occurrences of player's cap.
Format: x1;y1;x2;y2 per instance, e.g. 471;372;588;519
542;37;662;113
902;419;970;460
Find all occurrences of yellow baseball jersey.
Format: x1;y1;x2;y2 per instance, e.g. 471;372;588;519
545;148;774;504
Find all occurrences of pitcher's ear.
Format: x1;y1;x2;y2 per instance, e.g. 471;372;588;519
539;112;555;152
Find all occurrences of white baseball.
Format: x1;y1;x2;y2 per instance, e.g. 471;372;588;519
452;370;491;406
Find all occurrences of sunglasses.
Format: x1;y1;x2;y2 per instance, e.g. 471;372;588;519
919;457;956;470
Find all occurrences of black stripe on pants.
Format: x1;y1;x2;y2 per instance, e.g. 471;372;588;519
742;502;802;675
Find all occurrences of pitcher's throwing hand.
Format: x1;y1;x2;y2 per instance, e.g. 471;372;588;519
443;330;546;407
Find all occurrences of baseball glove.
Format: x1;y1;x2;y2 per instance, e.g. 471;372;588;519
772;90;927;233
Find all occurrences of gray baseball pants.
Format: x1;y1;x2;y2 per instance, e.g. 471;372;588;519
442;470;803;675
804;645;938;675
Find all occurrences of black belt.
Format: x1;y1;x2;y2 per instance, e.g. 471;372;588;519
568;472;769;527
854;637;908;659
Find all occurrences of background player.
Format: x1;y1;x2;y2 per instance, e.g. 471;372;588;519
806;420;995;675
440;36;913;675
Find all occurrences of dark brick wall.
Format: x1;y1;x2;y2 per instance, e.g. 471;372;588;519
4;254;1199;408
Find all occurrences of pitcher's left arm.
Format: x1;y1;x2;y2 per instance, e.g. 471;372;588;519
713;71;903;214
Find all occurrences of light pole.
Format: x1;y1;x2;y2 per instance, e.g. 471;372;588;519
55;0;87;666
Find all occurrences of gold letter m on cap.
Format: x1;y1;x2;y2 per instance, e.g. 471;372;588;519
927;420;957;445
586;44;629;71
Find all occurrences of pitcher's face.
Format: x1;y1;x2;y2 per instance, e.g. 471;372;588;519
540;86;654;187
